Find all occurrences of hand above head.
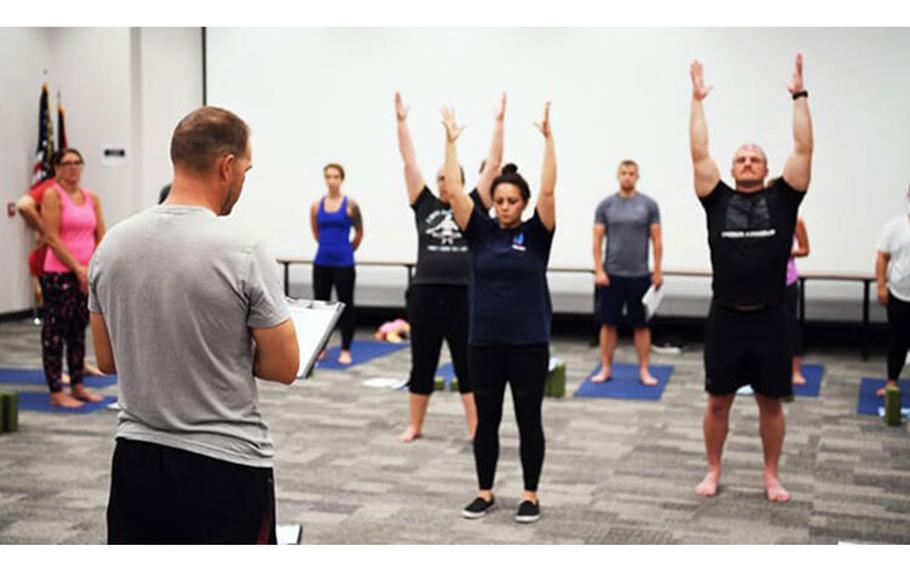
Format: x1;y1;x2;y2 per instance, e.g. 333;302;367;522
690;60;713;101
395;91;409;122
532;102;552;138
440;106;465;142
495;92;507;123
787;53;805;95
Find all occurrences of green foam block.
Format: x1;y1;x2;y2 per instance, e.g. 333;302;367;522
545;361;566;398
885;385;902;427
0;391;18;433
434;377;446;392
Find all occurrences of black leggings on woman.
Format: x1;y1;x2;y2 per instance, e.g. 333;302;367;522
40;273;89;392
887;292;910;381
470;344;549;492
406;284;471;395
312;264;355;351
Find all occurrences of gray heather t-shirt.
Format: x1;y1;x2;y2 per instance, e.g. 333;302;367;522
88;205;289;468
594;192;660;277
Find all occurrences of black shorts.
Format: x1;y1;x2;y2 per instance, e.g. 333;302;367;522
704;301;793;398
595;274;651;328
107;438;277;544
406;284;471;394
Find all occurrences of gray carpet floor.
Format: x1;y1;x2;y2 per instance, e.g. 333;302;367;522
0;319;907;544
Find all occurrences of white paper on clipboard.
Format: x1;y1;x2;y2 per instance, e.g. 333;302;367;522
287;298;345;378
642;284;664;320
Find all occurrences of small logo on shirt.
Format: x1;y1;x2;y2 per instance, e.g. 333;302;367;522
512;232;527;252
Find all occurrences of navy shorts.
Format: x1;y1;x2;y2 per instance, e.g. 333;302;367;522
595;274;651;328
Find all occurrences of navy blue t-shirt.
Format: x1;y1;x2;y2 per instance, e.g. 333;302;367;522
462;206;555;345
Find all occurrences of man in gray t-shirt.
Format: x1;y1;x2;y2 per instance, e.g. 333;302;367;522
591;160;663;385
88;107;299;544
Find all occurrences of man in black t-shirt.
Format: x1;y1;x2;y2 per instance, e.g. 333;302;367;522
689;55;813;503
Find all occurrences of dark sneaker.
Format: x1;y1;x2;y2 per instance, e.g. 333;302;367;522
514;500;540;523
462;496;496;519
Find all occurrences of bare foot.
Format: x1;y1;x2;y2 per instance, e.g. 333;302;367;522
591;367;612;383
71;386;104;403
83;361;104;376
318;349;328;362
400;426;422;443
764;472;791;503
337;350;353;365
639;371;659;387
50;392;84;408
695;469;721;497
792;373;806;386
876;381;898;397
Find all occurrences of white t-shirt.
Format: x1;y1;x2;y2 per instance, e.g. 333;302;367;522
877;215;910;302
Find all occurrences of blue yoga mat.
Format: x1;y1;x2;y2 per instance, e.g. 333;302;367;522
437;362;456;384
17;391;118;414
737;364;824;397
573;363;673;400
857;378;909;416
316;340;409;370
0;368;117;388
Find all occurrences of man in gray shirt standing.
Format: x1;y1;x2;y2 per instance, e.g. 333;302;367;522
88;107;299;544
592;160;663;385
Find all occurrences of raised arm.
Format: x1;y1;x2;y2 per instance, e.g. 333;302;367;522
689;60;721;198
533;102;556;231
349;198;364;252
782;53;813;192
440;107;473;230
395;92;426;205
475;93;507;210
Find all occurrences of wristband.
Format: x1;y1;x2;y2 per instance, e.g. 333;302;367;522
792;90;808;100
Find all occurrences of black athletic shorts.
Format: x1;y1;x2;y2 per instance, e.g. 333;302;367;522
595;274;651;328
703;300;793;398
107;438;277;544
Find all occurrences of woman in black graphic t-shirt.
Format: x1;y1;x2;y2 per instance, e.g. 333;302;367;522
393;92;503;443
441;101;556;525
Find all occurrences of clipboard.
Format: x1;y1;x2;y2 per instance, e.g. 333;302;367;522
287;298;345;378
641;284;665;321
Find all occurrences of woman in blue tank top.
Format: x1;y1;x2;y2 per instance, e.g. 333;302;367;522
309;163;364;365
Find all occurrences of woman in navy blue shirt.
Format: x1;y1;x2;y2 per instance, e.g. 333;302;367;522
309;163;364;365
442;102;556;524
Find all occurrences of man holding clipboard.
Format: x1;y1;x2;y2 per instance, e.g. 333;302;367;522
89;107;300;544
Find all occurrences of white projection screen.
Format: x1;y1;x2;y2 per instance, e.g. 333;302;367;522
206;28;910;316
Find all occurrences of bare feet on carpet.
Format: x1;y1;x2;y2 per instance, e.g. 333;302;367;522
695;468;721;497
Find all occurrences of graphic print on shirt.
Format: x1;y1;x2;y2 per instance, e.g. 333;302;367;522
721;193;775;240
425;209;467;252
511;232;527;252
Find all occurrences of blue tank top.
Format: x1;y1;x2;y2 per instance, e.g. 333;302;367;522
314;196;355;267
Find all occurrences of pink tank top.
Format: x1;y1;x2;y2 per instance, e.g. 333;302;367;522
44;185;97;273
785;235;799;286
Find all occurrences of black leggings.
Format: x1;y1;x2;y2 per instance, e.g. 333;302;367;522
470;344;549;492
887;292;910;381
40;273;88;393
312;264;355;350
406;285;471;395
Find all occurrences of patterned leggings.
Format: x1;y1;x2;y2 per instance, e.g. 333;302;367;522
40;273;89;393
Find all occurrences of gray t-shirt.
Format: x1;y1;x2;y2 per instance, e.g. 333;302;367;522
88;205;289;468
594;192;660;277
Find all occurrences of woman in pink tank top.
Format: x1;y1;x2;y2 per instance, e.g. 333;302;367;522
39;148;107;408
786;217;810;385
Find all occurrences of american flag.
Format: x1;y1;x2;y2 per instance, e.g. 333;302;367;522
30;83;55;188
